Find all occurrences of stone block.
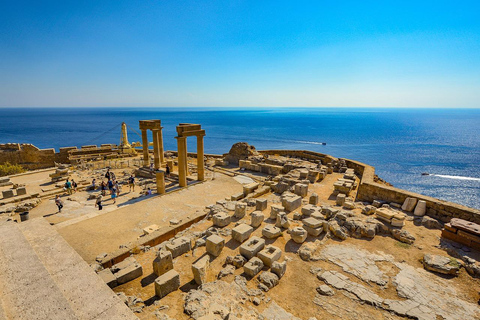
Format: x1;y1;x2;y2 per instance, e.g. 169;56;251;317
234;203;247;218
262;225;282;239
251;211;264;228
143;224;159;235
271;261;287;278
275;212;290;229
451;218;480;235
257;245;282;267
336;194;346;206
303;225;323;237
294;183;308;197
290;227;308;243
155;269;180;298
282;194;302;212
391;218;405;227
239;236;265;260
401;198;418;212
309;193;318;205
232;223;254;242
206;235;225;257
362;205;376;215
114;261;143;285
212;212;231;227
270;205;284;220
97;268;117;288
243;182;259;196
16;187;27;196
243;257;264;277
192;254;210;285
307;170;320;183
153;250;173;276
299;169;308;179
343;201;355;210
414;200;427;216
231;193;244;201
302;217;323;229
166;237;191;258
256;198;268;211
2;190;14;199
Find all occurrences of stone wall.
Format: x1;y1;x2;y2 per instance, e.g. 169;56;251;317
0;143;56;170
255;149;480;224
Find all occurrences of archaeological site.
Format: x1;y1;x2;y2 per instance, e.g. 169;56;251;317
0;120;479;320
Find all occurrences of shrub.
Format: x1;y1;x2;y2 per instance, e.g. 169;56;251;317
0;162;25;177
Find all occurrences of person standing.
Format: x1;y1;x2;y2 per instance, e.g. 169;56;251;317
115;181;121;197
165;165;170;177
55;195;63;212
65;179;72;195
128;175;135;192
71;179;78;193
111;185;117;204
95;195;103;210
101;181;107;196
105;169;111;180
107;179;114;194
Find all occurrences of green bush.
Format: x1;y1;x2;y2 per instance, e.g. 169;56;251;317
0;162;25;177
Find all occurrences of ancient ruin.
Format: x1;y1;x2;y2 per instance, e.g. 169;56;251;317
0;135;479;320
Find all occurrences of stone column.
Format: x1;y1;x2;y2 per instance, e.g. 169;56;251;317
156;171;165;194
152;129;160;169
176;136;187;187
158;128;165;165
197;135;205;181
141;129;149;167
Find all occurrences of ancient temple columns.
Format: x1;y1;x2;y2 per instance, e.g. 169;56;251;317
139;120;164;169
175;123;206;188
156;171;165;194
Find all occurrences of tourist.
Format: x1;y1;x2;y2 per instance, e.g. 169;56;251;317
91;178;96;188
71;179;77;193
165;164;170;177
55;195;63;212
104;169;111;180
65;179;72;195
95;195;103;210
111;186;117;204
128;175;135;192
100;181;107;196
149;163;154;173
145;187;152;196
115;181;121;197
107;179;114;193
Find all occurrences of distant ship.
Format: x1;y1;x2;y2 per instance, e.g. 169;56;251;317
421;172;430;176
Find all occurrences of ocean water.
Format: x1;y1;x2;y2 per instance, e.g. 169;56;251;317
1;107;479;209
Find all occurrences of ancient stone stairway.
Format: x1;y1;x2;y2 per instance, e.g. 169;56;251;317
0;218;137;320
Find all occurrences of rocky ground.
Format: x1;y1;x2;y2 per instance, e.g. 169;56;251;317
109;168;480;320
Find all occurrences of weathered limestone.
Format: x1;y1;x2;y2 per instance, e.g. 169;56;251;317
16;187;27;196
301;204;322;217
309;193;318;205
234;203;247;218
139;120;164;169
281;193;302;212
97;268;117;288
336;193;346;206
244;257;264;277
143;224;159;235
212;212;231;227
239;236;265;259
257;245;282;267
256;198;268;211
155;269;180;298
270;205;284;220
206;235;225;257
391;229;415;244
294;183;308;197
423;254;460;276
391;213;406;227
166;237;191;258
362;205;376;215
402;197;418;212
231;192;244;201
343;201;355;210
262;225;282;239
271;261;287;278
442;218;480;251
290;227;308;243
112;258;143;285
414;200;427;216
232;224;254;243
328;221;348;240
192;255;210;285
250;211;264;228
2;190;14;199
243;182;259;196
275;212;290;229
153;250;173;276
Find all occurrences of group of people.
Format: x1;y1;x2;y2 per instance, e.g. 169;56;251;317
55;164;165;213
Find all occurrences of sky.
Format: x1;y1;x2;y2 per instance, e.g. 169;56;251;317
0;1;479;108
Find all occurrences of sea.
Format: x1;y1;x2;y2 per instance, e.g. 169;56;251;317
1;107;479;209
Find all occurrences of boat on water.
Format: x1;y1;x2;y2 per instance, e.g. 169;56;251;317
421;172;430;176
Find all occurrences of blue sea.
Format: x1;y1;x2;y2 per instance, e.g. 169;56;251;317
1;107;479;209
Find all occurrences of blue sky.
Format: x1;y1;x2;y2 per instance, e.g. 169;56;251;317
1;1;479;108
